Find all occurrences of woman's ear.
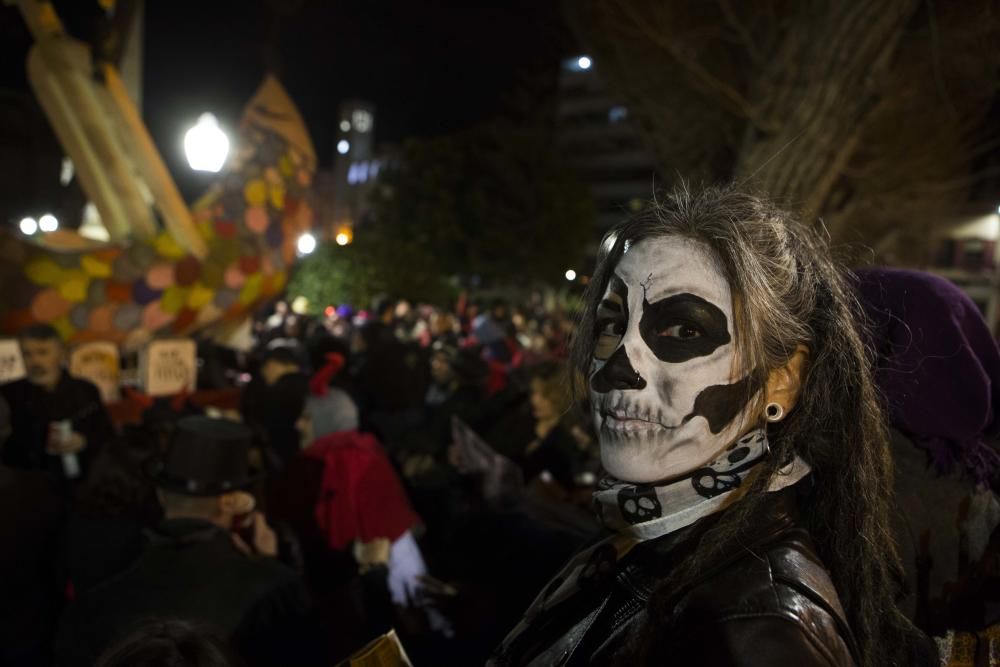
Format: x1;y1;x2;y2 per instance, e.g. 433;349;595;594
764;345;809;418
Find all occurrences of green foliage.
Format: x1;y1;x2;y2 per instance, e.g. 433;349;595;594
287;239;455;312
289;120;594;309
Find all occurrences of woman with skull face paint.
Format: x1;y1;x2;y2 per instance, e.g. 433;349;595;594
489;186;932;667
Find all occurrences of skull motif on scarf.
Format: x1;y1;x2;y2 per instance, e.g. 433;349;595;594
589;237;760;483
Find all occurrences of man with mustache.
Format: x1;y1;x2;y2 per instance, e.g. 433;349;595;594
0;324;113;487
489;187;931;666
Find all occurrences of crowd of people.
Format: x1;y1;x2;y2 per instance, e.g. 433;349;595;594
0;287;597;666
2;187;1000;667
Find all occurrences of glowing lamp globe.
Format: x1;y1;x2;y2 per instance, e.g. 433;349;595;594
297;232;317;255
184;113;230;173
39;213;59;232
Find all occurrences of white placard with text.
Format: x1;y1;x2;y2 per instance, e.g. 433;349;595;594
0;339;26;384
70;341;121;403
141;339;197;397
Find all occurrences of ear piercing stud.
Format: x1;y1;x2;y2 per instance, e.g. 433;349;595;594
765;403;784;422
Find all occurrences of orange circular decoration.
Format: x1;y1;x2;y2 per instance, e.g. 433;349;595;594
142;301;175;331
224;264;246;289
146;263;175;290
31;288;73;321
238;255;260;274
245;206;269;234
89;304;117;332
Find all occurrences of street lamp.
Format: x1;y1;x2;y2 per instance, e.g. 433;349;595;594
297;232;317;255
337;140;350;155
565;269;577;281
184;113;230;173
19;217;37;235
577;56;592;70
38;213;59;232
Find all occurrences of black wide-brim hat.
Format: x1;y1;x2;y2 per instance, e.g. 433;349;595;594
144;415;260;496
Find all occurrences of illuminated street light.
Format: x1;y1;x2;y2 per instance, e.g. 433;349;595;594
565;269;577;281
297;232;317;255
337;140;350;155
339;120;351;132
184;113;230;172
577;56;592;70
38;213;59;232
19;217;37;235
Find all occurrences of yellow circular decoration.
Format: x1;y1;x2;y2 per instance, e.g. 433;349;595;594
195;302;222;326
51;315;75;341
244;179;268;206
269;185;286;209
197;220;215;242
160;285;190;314
57;270;90;302
25;257;63;286
187;282;215;310
154;232;187;260
238;273;263;305
80;255;113;278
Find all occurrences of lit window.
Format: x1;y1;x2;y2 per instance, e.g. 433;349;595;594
563;55;594;73
608;106;628;124
347;163;359;184
352;110;373;133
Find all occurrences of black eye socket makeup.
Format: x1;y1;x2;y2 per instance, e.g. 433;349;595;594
594;276;630;361
639;293;730;363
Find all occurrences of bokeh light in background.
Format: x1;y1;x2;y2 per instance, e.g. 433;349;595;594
297;232;317;255
184;113;230;173
38;213;58;232
18;217;37;235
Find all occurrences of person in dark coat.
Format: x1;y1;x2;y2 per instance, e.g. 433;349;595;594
856;267;1000;638
240;346;309;471
489;187;932;666
54;416;317;667
0;396;63;667
0;324;113;484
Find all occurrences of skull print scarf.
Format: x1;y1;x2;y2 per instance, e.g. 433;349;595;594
492;429;811;664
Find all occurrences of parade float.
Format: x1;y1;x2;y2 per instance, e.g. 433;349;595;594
0;1;317;354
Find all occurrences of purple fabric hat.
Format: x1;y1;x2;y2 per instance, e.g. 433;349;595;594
855;267;1000;484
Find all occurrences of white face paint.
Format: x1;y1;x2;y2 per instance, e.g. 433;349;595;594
589;237;758;483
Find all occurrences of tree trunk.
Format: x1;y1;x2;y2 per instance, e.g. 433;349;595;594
735;0;920;221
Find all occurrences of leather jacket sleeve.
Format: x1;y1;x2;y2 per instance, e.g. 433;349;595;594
667;612;857;666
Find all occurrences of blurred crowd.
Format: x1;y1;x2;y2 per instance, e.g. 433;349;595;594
4;273;1000;666
0;294;601;667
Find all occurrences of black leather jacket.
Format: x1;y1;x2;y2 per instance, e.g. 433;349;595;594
491;488;861;666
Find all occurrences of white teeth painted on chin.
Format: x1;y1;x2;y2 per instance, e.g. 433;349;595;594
602;419;664;435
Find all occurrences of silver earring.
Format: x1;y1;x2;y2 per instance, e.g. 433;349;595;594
765;403;784;422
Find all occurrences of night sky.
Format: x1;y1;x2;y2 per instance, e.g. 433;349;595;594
1;0;575;194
